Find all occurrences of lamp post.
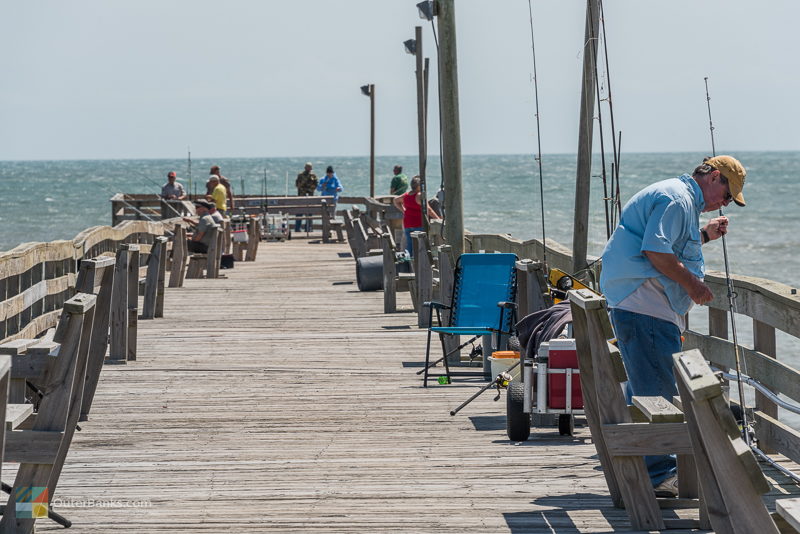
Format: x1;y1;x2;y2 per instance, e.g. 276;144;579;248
360;84;376;198
404;28;428;227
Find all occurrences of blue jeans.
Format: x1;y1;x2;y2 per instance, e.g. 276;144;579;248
404;227;423;257
609;308;681;486
294;215;312;233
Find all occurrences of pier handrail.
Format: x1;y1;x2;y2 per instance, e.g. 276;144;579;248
0;218;183;344
683;270;800;465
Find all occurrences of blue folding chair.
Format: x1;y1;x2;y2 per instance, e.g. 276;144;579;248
421;253;518;386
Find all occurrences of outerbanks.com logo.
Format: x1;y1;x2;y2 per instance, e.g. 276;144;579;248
15;487;49;519
15;486;152;516
52;498;153;509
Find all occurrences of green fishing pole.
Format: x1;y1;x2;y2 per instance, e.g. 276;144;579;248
704;76;750;445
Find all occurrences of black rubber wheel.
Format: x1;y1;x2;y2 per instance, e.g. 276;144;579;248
558;414;574;436
506;381;531;441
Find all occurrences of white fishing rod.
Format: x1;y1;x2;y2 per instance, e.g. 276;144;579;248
704;76;750;445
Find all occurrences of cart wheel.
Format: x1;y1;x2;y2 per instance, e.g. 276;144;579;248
558;414;574;436
506;382;531;442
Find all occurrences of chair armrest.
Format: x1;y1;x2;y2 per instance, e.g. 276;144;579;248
423;301;450;310
631;396;684;423
497;301;517;309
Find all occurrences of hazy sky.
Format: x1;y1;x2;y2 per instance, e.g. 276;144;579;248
1;1;798;161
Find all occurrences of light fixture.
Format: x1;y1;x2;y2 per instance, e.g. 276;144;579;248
360;85;371;97
416;0;435;21
403;39;417;55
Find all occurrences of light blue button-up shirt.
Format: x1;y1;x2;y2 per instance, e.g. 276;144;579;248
600;174;705;316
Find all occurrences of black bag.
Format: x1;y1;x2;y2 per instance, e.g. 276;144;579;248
220;254;235;269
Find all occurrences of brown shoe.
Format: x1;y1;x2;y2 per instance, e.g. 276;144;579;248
653;474;678;498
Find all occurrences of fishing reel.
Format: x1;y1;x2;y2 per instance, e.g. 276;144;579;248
467;342;482;363
492;371;513;401
547;268;597;302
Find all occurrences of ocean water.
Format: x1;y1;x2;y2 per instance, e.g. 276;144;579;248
2;152;800;425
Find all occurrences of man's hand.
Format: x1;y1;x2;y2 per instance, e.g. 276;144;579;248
686;276;714;304
644;250;714;305
703;216;729;242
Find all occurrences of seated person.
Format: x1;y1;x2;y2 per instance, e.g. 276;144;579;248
207;202;224;223
183;200;217;253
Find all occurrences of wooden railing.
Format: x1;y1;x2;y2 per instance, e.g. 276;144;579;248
0;219;178;343
683;271;800;462
110;193;404;227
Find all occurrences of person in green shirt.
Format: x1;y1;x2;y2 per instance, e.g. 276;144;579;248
390;165;409;195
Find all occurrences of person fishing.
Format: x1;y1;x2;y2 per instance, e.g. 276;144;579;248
161;171;186;200
599;155;747;497
392;175;441;258
208;165;235;211
317;166;343;208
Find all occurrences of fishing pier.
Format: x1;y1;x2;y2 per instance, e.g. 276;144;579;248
1;195;800;533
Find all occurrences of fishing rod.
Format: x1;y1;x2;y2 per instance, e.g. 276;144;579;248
108;190;176;236
131;170;185;219
450;365;517;416
585;0;612;240
187;146;193;200
704;76;750;446
526;0;548;268
598;0;622;230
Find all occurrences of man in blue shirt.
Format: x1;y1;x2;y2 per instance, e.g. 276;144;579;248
599;155;747;496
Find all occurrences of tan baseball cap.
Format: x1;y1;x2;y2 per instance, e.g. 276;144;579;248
705;155;746;207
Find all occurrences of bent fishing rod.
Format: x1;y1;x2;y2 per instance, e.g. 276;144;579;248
704;76;750;446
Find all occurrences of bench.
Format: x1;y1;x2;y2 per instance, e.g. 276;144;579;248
568;288;707;531
238;196;344;243
382;232;415;313
674;349;800;533
1;293;96;532
186;224;222;279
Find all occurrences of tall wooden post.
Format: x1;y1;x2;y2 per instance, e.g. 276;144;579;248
437;0;464;257
572;0;601;274
369;84;376;198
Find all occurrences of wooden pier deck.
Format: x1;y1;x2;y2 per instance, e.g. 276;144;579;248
32;239;794;533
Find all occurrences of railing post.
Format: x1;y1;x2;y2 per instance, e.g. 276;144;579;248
142;237;166;320
382;234;397;314
412;232;433;327
168;224;187;288
109;246;130;364
245;218;260;261
222;219;232;255
321;200;331;244
206;225;220;279
156;235;167;318
515;259;551;318
753;318;777;452
437;245;460;365
126;245;140;361
76;257;115;421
